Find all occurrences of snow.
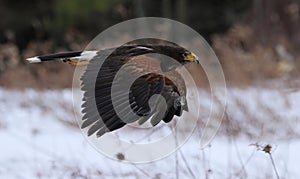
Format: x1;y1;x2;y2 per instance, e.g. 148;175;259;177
0;87;299;178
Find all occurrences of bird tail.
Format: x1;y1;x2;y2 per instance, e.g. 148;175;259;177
26;51;97;65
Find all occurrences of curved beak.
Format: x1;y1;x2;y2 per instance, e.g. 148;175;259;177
193;54;200;64
185;52;200;64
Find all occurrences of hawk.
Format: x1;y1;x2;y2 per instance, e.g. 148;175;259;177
26;41;199;137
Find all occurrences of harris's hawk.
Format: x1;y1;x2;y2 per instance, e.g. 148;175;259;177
26;42;199;137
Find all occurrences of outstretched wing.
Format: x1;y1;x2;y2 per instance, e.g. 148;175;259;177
80;45;188;137
80;47;165;137
26;43;189;137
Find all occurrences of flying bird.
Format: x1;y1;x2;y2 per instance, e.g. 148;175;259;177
26;41;199;137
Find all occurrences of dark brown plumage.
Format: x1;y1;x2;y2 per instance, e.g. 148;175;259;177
26;40;199;137
80;43;199;137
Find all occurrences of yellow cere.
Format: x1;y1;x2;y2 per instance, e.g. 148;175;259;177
185;52;197;62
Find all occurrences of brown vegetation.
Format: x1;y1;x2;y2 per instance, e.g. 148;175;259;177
0;0;299;89
0;23;299;89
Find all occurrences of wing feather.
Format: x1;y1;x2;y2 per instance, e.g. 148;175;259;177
81;45;188;137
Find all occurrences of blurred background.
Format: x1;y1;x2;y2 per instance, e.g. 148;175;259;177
1;0;300;178
1;0;299;88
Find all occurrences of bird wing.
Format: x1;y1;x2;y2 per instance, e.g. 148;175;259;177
81;51;165;137
80;46;187;137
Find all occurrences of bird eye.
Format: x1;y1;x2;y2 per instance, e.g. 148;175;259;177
183;52;190;57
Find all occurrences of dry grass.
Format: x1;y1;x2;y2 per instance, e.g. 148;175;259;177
0;23;299;89
0;84;298;178
213;24;299;86
1;21;299;178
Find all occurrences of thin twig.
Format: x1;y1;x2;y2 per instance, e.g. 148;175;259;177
235;149;256;177
268;153;280;179
251;143;281;179
201;149;210;179
168;121;197;179
174;122;179;179
178;148;197;179
130;163;152;179
262;144;280;179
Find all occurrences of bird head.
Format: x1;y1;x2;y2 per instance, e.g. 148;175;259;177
182;51;200;64
143;44;200;71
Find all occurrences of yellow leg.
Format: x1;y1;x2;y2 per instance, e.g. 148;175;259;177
63;59;89;66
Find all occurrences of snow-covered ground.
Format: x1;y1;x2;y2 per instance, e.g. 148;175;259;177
0;87;299;178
